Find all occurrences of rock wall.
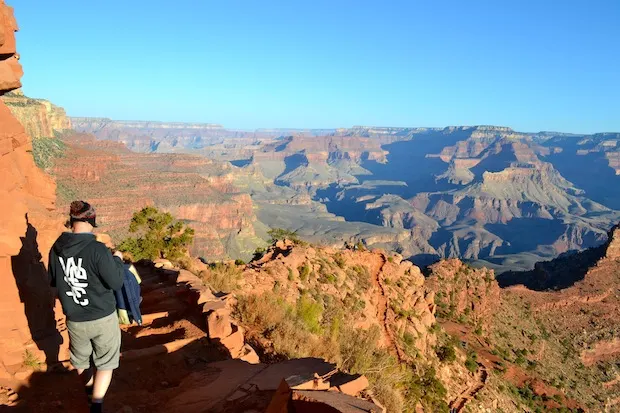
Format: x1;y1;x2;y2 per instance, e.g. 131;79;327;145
2;90;72;138
0;0;66;383
52;132;264;260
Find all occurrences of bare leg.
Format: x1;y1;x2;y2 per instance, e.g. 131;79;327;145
78;367;95;387
92;369;114;403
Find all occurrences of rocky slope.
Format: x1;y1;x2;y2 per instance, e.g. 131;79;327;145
191;239;593;412
0;0;67;384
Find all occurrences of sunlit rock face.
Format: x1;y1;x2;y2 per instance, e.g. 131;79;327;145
0;0;67;381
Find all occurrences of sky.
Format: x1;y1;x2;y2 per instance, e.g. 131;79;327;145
12;0;620;132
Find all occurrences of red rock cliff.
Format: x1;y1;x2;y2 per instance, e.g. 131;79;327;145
0;0;66;383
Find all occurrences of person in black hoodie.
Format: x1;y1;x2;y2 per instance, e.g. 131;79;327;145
49;201;124;413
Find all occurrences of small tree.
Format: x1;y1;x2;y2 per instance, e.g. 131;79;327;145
118;206;194;262
268;228;306;245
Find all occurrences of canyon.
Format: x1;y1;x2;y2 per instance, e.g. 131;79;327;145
1;0;619;411
70;118;620;271
4;76;619;413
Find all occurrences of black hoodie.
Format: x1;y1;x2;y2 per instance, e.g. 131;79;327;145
48;232;124;322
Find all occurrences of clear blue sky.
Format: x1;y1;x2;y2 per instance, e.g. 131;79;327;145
12;0;620;132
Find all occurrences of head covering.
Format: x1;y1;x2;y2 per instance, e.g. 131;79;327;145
69;200;97;228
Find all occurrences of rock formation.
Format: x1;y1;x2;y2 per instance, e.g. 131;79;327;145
426;259;500;330
0;0;66;383
2;90;71;139
237;240;439;359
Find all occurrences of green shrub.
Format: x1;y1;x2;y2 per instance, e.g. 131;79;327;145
334;253;346;269
436;344;457;363
31;136;66;170
298;263;311;282
118;207;194;262
252;247;266;261
296;294;323;334
23;350;42;370
465;352;478;373
268;228;306;245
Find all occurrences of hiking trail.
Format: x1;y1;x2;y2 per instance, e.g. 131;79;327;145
4;263;228;413
449;363;489;412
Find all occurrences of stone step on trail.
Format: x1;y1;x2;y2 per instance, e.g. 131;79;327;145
140;285;189;308
139;297;189;315
120;337;200;362
140;311;170;326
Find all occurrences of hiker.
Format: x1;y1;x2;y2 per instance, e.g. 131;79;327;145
49;201;124;413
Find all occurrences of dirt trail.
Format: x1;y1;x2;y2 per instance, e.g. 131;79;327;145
449;364;489;412
2;264;227;413
442;322;497;412
371;252;405;363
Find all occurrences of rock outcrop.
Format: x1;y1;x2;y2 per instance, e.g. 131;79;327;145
426;259;500;330
175;267;261;363
0;0;66;383
2;90;71;139
238;240;439;359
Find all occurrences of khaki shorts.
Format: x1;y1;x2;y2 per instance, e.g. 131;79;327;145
66;312;121;370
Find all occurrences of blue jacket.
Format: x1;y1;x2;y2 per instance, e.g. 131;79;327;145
114;264;142;325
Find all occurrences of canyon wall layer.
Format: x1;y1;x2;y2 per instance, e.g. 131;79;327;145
0;0;66;383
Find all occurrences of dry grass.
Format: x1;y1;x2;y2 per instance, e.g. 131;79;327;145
199;262;243;292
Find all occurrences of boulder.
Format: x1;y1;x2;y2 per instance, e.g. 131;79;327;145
206;308;233;340
250;358;336;392
335;374;369;396
153;258;174;269
219;325;245;357
176;269;202;286
267;385;383;413
196;287;216;305
238;344;260;364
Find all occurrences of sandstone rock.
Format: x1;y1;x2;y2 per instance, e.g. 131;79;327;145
206;308;233;340
95;233;114;249
0;1;66;379
153;258;174;269
605;224;620;260
196;287;216;305
335;374;369;396
219;325;245;357
249;358;336;391
176;269;203;287
161;359;267;413
3;91;72;139
201;299;226;313
0;57;21;91
291;390;383;413
238;344;260;364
